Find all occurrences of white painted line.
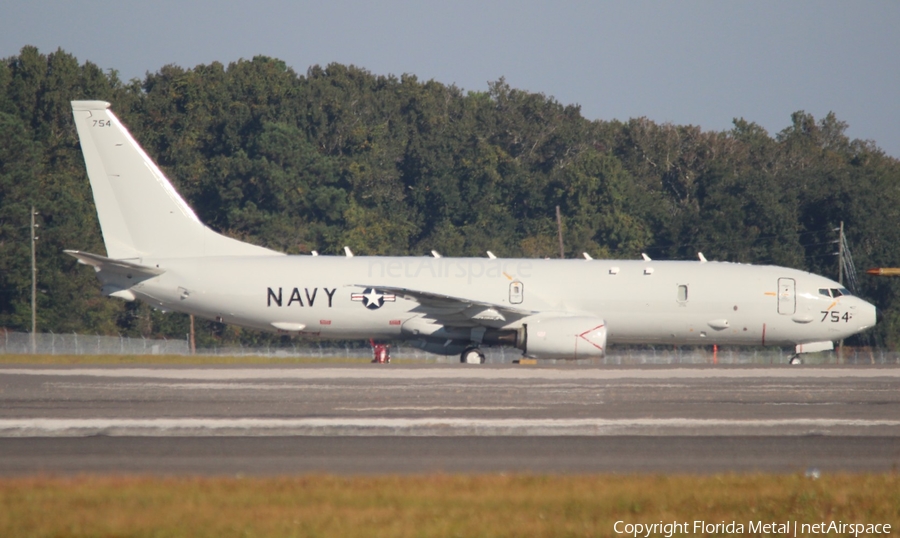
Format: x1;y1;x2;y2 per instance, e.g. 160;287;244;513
0;417;898;437
44;382;316;391
333;406;547;411
2;367;900;381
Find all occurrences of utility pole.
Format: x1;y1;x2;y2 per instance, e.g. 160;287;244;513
555;205;565;259
30;206;37;354
189;314;196;355
837;221;845;363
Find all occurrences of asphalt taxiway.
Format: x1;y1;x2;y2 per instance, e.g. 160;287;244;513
1;365;898;474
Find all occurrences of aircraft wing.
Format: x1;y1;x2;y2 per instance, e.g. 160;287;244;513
64;250;164;279
356;284;534;327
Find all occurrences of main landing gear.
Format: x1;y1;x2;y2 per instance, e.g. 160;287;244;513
788;354;803;365
460;347;485;364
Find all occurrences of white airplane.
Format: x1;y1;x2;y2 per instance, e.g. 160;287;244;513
67;101;878;364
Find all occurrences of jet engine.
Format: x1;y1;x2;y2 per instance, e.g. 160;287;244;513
520;316;607;360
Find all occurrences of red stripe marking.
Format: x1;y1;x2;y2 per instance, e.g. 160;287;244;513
577;324;606;351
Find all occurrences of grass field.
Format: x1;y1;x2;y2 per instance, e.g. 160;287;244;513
1;474;897;537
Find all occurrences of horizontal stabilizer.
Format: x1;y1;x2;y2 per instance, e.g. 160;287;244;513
64;250;164;279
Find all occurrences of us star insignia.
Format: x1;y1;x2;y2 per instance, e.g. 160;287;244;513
351;288;396;310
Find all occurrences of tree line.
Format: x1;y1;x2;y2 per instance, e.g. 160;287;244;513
2;46;899;347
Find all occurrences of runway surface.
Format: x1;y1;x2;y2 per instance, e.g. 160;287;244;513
1;365;898;474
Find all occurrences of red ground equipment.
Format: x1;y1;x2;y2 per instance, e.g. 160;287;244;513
370;339;391;363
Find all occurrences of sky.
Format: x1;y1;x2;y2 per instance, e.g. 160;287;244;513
3;1;900;157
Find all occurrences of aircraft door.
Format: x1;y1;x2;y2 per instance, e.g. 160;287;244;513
509;281;524;304
777;278;796;315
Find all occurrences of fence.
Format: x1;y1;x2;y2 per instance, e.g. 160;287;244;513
0;330;898;365
0;330;189;356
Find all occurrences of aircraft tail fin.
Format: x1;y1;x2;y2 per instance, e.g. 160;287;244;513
71;101;280;259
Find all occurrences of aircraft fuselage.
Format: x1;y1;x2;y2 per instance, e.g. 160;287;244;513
130;255;876;347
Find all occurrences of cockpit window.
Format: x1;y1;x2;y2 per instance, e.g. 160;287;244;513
819;287;852;298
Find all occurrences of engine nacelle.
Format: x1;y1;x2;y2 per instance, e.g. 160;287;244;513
521;316;607;360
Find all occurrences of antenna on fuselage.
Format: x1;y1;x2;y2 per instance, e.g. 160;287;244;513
344;246;354;257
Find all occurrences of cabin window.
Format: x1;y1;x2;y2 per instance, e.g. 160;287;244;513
676;284;688;303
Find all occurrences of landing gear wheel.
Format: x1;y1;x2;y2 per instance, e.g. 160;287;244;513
461;347;485;364
789;355;803;365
